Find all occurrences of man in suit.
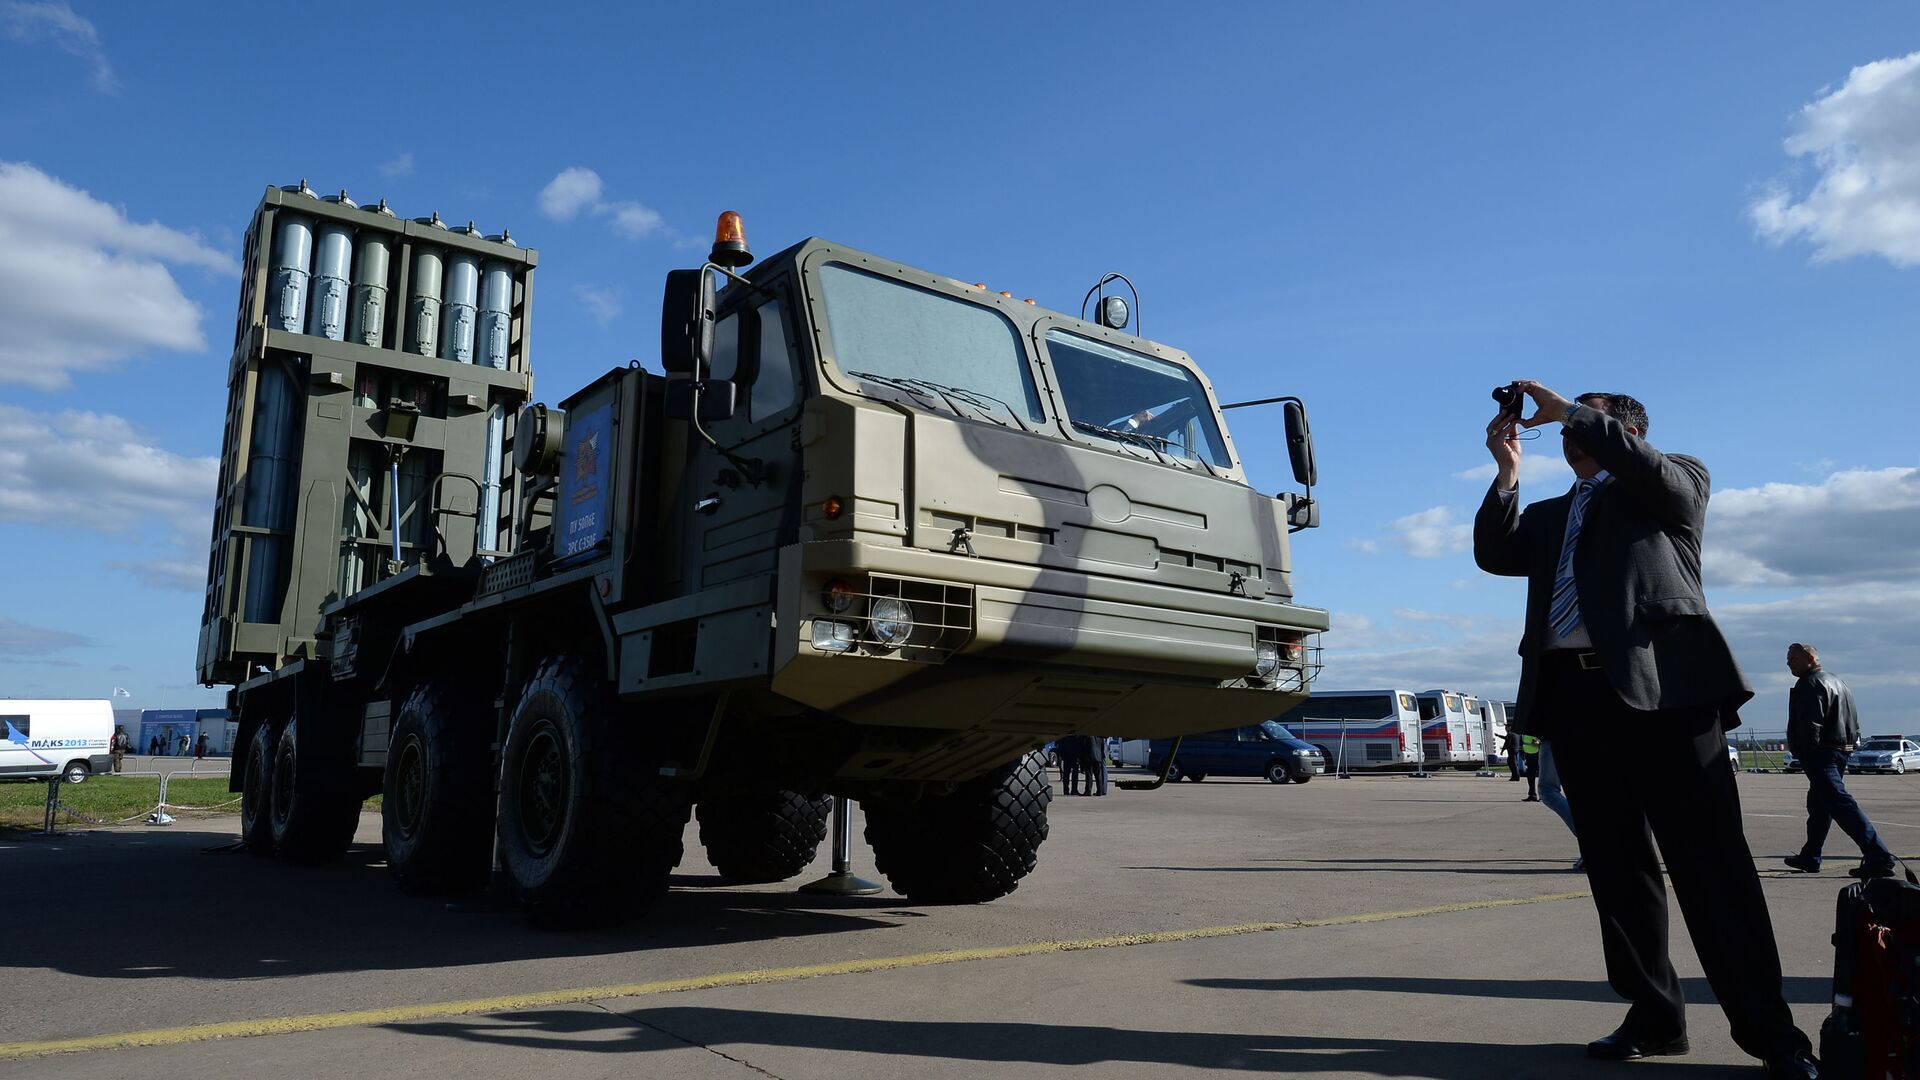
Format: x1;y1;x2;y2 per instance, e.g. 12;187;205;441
1473;382;1815;1078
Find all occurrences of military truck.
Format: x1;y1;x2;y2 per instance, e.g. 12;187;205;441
199;182;1329;925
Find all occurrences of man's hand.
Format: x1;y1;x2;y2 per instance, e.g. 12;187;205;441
1512;379;1574;429
1485;412;1521;491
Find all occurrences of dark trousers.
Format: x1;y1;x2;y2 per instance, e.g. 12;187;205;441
1799;747;1893;868
1060;753;1081;795
1086;755;1109;796
1543;652;1808;1061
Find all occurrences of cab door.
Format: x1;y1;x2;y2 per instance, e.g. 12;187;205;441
682;279;807;593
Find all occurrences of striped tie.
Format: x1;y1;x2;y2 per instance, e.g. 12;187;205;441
1548;478;1599;638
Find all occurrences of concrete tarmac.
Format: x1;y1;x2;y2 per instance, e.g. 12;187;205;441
3;768;1914;1079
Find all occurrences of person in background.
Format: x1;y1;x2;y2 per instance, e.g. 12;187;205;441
111;726;128;773
1058;738;1082;796
1782;643;1893;879
1537;739;1581;870
1473;382;1812;1076
1083;735;1110;797
1502;730;1522;782
148;734;160;756
1519;733;1541;801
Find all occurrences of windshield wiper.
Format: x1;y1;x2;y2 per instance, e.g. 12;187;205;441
1070;419;1179;466
847;371;1030;432
898;379;1032;432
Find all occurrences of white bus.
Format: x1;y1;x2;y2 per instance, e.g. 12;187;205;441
1477;698;1511;765
1272;690;1424;772
1416;690;1481;768
0;699;113;783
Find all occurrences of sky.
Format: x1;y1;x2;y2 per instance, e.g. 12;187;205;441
1;3;1916;736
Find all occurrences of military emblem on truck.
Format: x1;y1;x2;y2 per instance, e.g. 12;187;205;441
199;187;1329;927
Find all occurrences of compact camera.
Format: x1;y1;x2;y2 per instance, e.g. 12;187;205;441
1491;382;1525;419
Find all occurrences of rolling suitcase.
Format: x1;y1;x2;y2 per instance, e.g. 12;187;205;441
1820;866;1920;1079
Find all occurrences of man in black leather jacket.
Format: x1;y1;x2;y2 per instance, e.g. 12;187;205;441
1782;643;1893;879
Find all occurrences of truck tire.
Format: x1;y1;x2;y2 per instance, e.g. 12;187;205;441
63;760;90;784
383;683;496;894
268;716;363;864
498;653;691;927
1265;761;1290;784
863;751;1050;904
240;725;277;856
696;790;831;883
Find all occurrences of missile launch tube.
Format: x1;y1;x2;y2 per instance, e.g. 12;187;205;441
405;246;444;357
347;235;390;347
267;215;313;333
241;359;300;623
308;223;354;340
478;261;513;370
441;253;479;364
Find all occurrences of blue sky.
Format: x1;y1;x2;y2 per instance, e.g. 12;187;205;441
3;3;1917;733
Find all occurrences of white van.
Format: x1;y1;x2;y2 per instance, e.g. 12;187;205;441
0;700;114;783
1478;698;1511;765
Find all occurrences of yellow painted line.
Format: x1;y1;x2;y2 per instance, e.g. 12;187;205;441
0;887;1592;1061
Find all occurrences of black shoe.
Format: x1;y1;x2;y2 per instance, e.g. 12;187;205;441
1585;1026;1688;1060
1849;863;1895;879
1782;854;1821;874
1522;795;1540;802
1761;1049;1819;1079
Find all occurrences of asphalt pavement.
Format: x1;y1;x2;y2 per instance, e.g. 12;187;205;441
3;767;1914;1079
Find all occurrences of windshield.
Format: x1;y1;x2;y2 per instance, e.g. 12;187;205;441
1261;720;1295;742
1860;740;1901;751
1044;330;1230;467
817;263;1043;420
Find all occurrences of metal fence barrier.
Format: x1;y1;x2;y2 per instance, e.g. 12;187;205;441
38;765;241;836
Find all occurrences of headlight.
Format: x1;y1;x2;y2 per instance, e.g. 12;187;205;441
868;597;913;648
811;620;857;653
1254;641;1280;679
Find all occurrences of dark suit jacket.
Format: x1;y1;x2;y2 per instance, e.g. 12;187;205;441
1473;406;1751;735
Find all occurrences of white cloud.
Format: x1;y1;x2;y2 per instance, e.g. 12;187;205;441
537;167;604;222
378;152;414;179
576;284;623;326
604;200;664;239
1377;506;1473;559
536;167;671;242
1751;52;1920;265
1713;583;1920;736
1318;610;1527;704
0;162;236;389
0;404;216;538
1;0;115;92
0;616;90;658
1704;467;1920;589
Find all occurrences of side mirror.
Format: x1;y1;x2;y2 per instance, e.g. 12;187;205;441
1281;491;1319;530
664;378;738;422
1283;400;1317;488
660;268;716;375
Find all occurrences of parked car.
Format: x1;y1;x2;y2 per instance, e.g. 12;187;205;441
1848;736;1920;775
1147;721;1326;784
1781;749;1802;774
1727;744;1740;769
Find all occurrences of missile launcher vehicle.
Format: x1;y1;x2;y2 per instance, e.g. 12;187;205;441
200;185;1328;924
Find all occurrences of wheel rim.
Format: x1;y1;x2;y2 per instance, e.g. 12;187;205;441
271;737;295;826
243;742;264;825
515;720;567;856
394;735;426;837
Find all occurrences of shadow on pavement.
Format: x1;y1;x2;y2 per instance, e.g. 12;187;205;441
0;828;915;983
1125;862;1580;877
1185;974;1831;1007
385;1006;1755;1077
